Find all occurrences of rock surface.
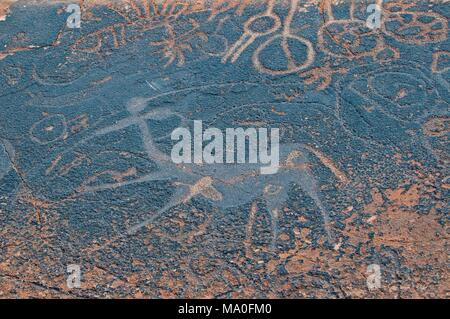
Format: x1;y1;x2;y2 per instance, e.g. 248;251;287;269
0;0;448;298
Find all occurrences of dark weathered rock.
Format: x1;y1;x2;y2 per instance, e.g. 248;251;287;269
0;0;448;298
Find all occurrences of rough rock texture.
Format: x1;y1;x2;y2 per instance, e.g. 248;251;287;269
0;0;448;298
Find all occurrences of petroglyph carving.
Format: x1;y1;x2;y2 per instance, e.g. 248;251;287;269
421;116;450;164
0;1;448;298
318;0;399;61
197;16;229;57
432;51;450;74
151;19;205;66
423;116;450;138
252;0;315;75
71;0;192;54
208;0;257;20
300;62;348;91
30;115;68;145
223;0;314;75
1;65;23;86
50;89;350;246
0;139;14;181
72;24;127;53
382;1;448;44
222;0;281;63
338;63;440;124
336;61;449;167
